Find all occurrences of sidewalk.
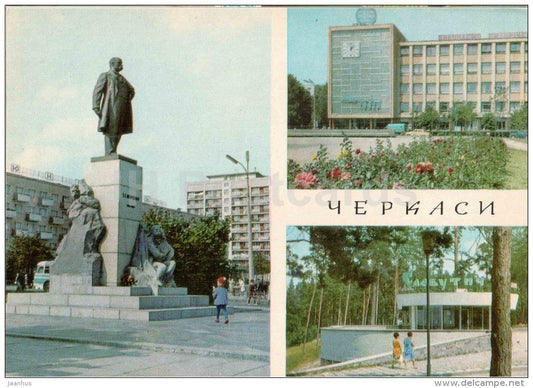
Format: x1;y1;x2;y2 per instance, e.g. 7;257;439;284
6;308;270;377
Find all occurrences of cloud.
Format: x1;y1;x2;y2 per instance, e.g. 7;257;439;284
38;84;79;103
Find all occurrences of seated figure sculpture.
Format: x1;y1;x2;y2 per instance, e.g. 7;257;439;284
127;224;176;294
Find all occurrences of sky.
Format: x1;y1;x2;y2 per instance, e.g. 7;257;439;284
6;6;272;210
288;5;528;84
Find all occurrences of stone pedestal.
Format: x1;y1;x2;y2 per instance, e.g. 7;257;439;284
85;154;143;286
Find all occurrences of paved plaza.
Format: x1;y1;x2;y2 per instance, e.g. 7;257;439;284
6;306;270;377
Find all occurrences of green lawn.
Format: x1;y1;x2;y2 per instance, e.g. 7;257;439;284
286;340;321;375
505;149;528;189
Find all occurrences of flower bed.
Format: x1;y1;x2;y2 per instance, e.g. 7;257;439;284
288;136;509;189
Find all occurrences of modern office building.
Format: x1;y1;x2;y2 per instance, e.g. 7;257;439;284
186;172;270;276
5;164;194;252
328;22;527;130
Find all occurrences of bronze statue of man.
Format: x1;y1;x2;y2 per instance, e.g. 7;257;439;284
92;57;135;155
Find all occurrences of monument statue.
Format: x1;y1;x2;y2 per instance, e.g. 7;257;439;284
51;180;106;285
126;224;176;294
92;57;135;155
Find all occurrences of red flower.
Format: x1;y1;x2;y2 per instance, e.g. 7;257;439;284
448;167;454;174
354;178;363;187
446;151;450;156
345;163;353;170
330;167;341;180
406;164;412;171
294;172;318;189
355;148;361;154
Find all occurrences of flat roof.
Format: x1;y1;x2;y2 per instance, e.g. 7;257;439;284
397;292;519;310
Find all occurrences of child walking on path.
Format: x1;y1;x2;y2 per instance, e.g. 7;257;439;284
212;276;229;324
392;332;402;369
403;331;416;369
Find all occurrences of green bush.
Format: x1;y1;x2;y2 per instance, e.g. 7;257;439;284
289;136;509;190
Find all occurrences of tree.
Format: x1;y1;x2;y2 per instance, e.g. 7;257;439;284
481;112;497;131
288;74;313;128
142;208;231;298
415;106;440;131
510;103;527;131
6;235;54;283
511;228;528;324
253;252;270;279
450;102;476;131
490;227;512;376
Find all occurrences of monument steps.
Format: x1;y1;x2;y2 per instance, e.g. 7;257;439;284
6;286;231;321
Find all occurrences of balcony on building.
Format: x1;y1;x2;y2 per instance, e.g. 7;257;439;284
14;193;31;203
40;198;55;207
12;229;31;237
26;213;42;222
40;232;54;240
49;216;64;225
6;209;17;219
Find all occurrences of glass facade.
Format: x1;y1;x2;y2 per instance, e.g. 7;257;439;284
403;306;491;330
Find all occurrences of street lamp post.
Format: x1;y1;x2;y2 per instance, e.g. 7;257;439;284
421;231;436;376
226;152;254;283
304;79;317;129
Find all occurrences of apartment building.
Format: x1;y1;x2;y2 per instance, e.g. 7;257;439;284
186;172;270;275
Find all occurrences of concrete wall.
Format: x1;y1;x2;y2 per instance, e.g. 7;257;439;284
320;326;488;363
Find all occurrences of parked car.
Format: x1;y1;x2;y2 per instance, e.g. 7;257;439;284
386;123;407;135
33;261;53;292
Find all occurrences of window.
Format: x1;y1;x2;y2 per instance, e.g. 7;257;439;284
6;184;11;194
510;61;520;73
481;101;491;113
481;43;492;54
510;42;521;53
413;103;422;112
495;82;506;93
525;82;528;94
495;101;505;112
413;64;423;75
16;187;23;194
27;206;34;214
467;82;477;94
510;101;521;112
413;83;423;94
467;43;478;55
525;42;528;52
440;83;450;94
400;47;409;56
39;191;47;199
413;45;423;56
467;63;478;74
525;61;528;73
440;63;450;75
481;62;491;74
496;62;506;74
496;42;506;53
439;45;450;56
426;83;436;94
426;101;436;110
400;102;409;112
400;83;409;94
454;44;464;55
427;64;436;75
510;81;520;93
51;210;58;217
39;208;47;216
454;82;463;94
27;189;36;197
426;45;436;57
481;82;492;94
439;101;449;112
400;65;410;75
454;63;464;75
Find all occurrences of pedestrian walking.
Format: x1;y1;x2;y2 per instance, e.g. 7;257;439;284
247;279;256;304
392;332;402;369
403;331;416;369
238;278;245;296
15;273;23;292
212;276;229;324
